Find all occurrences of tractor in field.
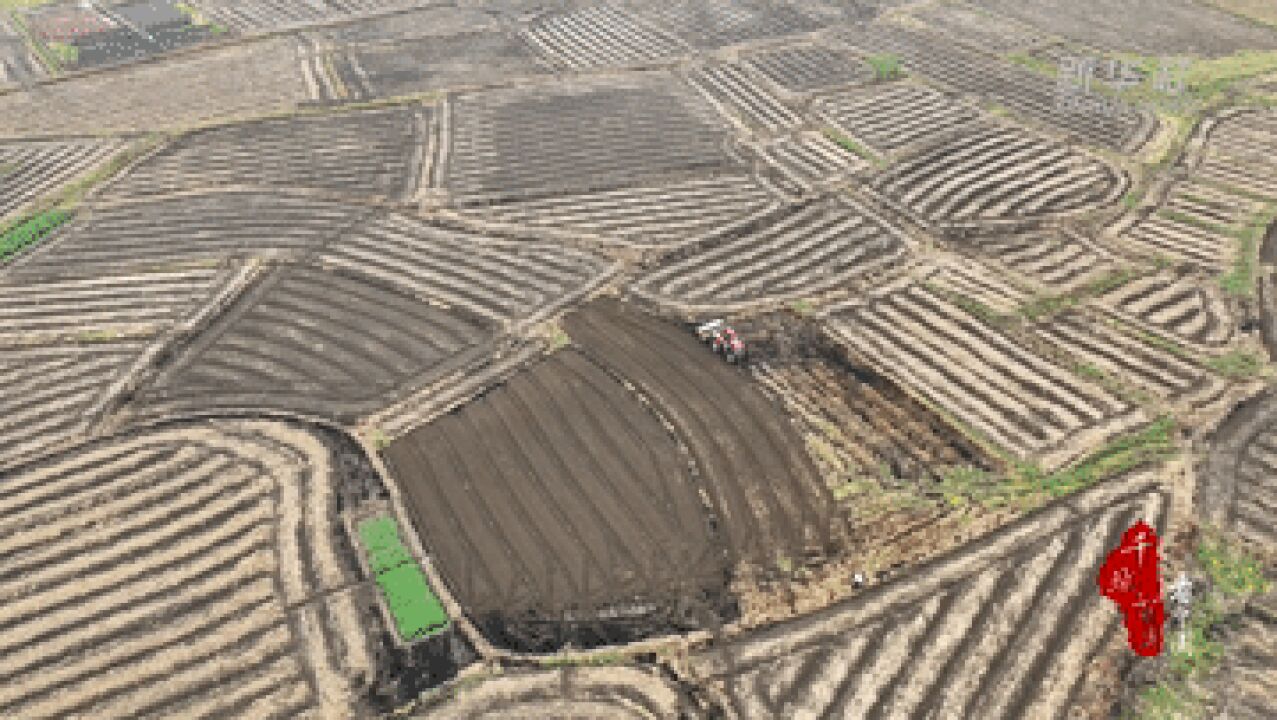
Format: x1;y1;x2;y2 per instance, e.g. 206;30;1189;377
696;319;748;365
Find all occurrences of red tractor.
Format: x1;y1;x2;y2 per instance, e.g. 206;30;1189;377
695;319;748;364
711;326;748;365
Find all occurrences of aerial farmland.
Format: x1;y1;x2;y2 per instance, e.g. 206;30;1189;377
1;0;1275;718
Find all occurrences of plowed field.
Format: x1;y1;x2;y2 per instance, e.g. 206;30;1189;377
137;262;495;422
563;300;843;569
0;421;372;719
690;472;1168;720
384;349;727;650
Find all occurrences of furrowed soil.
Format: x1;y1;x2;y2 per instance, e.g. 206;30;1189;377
383;348;733;653
563;300;844;574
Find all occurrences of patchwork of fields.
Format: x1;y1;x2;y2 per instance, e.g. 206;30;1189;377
3;0;1275;717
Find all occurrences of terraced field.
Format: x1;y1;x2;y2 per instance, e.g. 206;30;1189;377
315;213;618;326
0;265;229;345
904;1;1046;52
384;348;726;649
519;5;687;70
1032;310;1225;406
0;421;372;719
744;43;874;94
1096;272;1236;348
1194;111;1277;203
1215;589;1277;720
418;666;691;719
1;138;129;221
689;472;1167;720
337;29;547;98
687;62;803;135
1115;111;1277;273
106;106;428;201
317;5;498;45
444;77;735;206
0;342;145;471
815;84;980;155
833;22;1153;152
631;197;906;312
191;0;419;34
828;282;1140;465
1202;391;1277;553
0;38;307;138
754;357;995;483
136;262;495;422
8;191;365;274
871;124;1126;228
924;259;1029;314
962;228;1116;292
6;2;1274;716
969;0;1277;54
624;0;828;49
466;174;778;249
754;131;868;192
564;300;842;568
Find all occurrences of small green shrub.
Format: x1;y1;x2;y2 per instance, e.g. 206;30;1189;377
866;53;903;80
46;41;78;66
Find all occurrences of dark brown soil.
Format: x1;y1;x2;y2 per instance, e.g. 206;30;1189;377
383;348;732;652
563;299;845;571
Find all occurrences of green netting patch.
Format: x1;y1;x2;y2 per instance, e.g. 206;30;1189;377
375;563;450;641
357;516;449;641
358;516;415;574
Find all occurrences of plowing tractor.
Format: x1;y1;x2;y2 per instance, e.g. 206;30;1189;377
695;319;748;365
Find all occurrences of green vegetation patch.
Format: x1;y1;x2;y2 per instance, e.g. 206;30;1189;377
358;516;415;574
357;516;449;641
1205;348;1265;380
0;0;57;10
46;41;77;66
1197;530;1271;597
538;651;629;668
1218;207;1275;298
790;299;815;317
0;209;71;264
1004;51;1056;77
931;418;1176;513
1015;267;1139;323
1129;530;1270;718
822;127;885;168
865;53;903;81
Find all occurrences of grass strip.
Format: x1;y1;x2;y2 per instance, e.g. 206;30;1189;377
1219;206;1275;297
1016;267;1140;323
357;516;449;641
1004;51;1056;77
938;417;1177;512
822;127;885;168
1205;348;1266;380
0;208;71;264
